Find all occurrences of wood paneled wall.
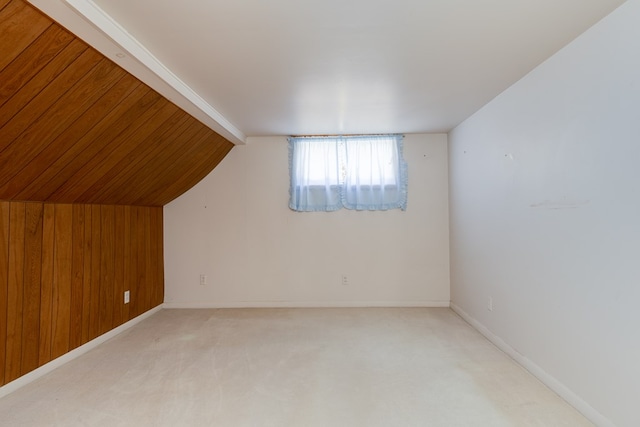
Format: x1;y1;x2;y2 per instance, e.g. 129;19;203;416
0;0;234;206
0;0;231;388
0;200;163;386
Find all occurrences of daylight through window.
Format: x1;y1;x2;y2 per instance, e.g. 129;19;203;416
288;135;407;212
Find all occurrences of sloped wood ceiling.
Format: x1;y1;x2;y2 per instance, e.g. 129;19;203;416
0;0;234;206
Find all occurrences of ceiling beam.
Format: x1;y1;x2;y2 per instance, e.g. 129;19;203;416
27;0;246;145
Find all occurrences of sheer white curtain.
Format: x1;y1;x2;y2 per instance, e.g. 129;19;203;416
289;135;407;212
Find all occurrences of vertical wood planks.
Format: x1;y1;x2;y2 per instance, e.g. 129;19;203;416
80;205;92;345
51;204;72;359
38;203;55;365
143;207;152;315
0;1;195;390
99;205;114;335
135;207;148;318
128;207;139;320
0;202;10;386
122;206;131;323
88;205;101;341
149;207;162;307
69;204;85;350
158;208;164;305
0;201;163;386
21;202;43;375
113;206;124;328
5;202;25;383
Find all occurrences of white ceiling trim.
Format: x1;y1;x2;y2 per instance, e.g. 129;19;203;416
27;0;246;145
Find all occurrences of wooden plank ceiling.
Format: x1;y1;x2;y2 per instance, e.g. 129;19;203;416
0;0;234;207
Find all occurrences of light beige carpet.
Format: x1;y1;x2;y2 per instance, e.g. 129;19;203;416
0;308;592;426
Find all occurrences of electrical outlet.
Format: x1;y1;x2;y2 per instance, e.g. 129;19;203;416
200;274;207;286
341;275;348;286
487;297;493;312
124;290;130;304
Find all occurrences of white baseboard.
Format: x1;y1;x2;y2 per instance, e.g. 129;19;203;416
450;303;614;427
163;300;451;309
0;305;163;399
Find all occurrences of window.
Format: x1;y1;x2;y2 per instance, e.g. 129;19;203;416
288;135;408;212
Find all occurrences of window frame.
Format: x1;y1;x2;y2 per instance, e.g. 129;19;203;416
288;134;407;212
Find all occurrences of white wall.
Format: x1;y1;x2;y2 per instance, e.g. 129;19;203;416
164;133;449;307
449;2;640;426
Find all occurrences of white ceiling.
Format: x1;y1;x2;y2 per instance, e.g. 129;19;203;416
32;0;625;142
